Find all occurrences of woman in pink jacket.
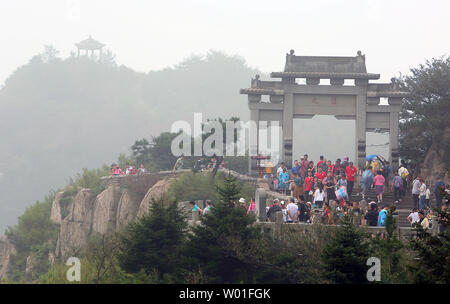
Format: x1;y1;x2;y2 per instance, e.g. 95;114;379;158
373;170;386;203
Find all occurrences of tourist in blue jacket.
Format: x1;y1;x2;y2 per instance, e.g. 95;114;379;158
377;205;389;226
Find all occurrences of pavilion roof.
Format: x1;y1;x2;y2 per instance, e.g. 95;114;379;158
75;35;105;50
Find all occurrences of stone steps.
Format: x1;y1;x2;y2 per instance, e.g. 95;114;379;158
349;188;415;227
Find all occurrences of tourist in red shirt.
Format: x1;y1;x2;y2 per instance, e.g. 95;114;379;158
316;155;325;169
315;167;326;181
304;170;314;202
333;159;342;176
345;161;357;197
327;160;334;174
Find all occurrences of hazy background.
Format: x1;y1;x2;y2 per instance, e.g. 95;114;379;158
0;0;449;230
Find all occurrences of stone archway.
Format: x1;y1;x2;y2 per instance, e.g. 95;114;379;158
240;50;408;176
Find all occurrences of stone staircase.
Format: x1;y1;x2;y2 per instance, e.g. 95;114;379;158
349;188;415;227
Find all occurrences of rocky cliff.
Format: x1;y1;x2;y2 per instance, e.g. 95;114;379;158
0;169;263;279
52;169;266;259
53;171;184;259
0;236;16;280
417;126;450;185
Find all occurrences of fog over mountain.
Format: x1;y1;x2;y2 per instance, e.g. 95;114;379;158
1;0;449;231
0;49;259;230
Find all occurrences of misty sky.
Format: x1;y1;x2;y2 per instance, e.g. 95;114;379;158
1;0;449;86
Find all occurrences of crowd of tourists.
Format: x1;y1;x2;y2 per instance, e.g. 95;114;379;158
263;154;449;229
269;154;364;203
110;163;147;176
174;154;228;177
264;192;448;230
189;197;256;216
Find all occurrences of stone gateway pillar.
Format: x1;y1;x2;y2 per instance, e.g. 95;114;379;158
282;93;294;167
241;50;408;177
255;188;267;222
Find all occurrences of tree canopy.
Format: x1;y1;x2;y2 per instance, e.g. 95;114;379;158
398;56;450;169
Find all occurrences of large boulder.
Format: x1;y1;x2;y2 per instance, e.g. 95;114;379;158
137;178;175;217
116;189;141;230
91;185;121;235
55;189;95;258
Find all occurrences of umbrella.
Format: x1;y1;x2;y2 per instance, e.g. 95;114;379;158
366;154;377;162
376;155;386;166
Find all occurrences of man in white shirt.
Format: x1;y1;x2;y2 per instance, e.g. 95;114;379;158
418;179;427;210
277;162;286;177
286;197;299;223
411;176;421;209
407;208;419;227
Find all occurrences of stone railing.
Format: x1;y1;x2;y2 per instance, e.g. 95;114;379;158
253;211;434;243
187;208;425;243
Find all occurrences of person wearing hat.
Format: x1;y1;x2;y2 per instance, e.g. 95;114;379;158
280;201;289;222
238;198;246;209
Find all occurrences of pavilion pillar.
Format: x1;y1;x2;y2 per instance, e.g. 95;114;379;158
249;108;259;176
282;93;294;168
355;86;367;170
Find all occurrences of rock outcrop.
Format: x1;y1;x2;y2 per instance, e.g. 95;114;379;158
0;236;16;280
54;172;177;259
137;178;176;217
418;126;450;184
91;185;121;235
116;189;142;230
55;189;95;258
52;169;260;259
50;191;65;224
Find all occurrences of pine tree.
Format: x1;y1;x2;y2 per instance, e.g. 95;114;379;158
321;215;370;284
117;199;188;282
369;209;414;283
216;174;242;207
184;174;259;283
410;205;450;284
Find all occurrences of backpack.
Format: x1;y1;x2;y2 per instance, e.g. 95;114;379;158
401;169;409;179
394;176;402;188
